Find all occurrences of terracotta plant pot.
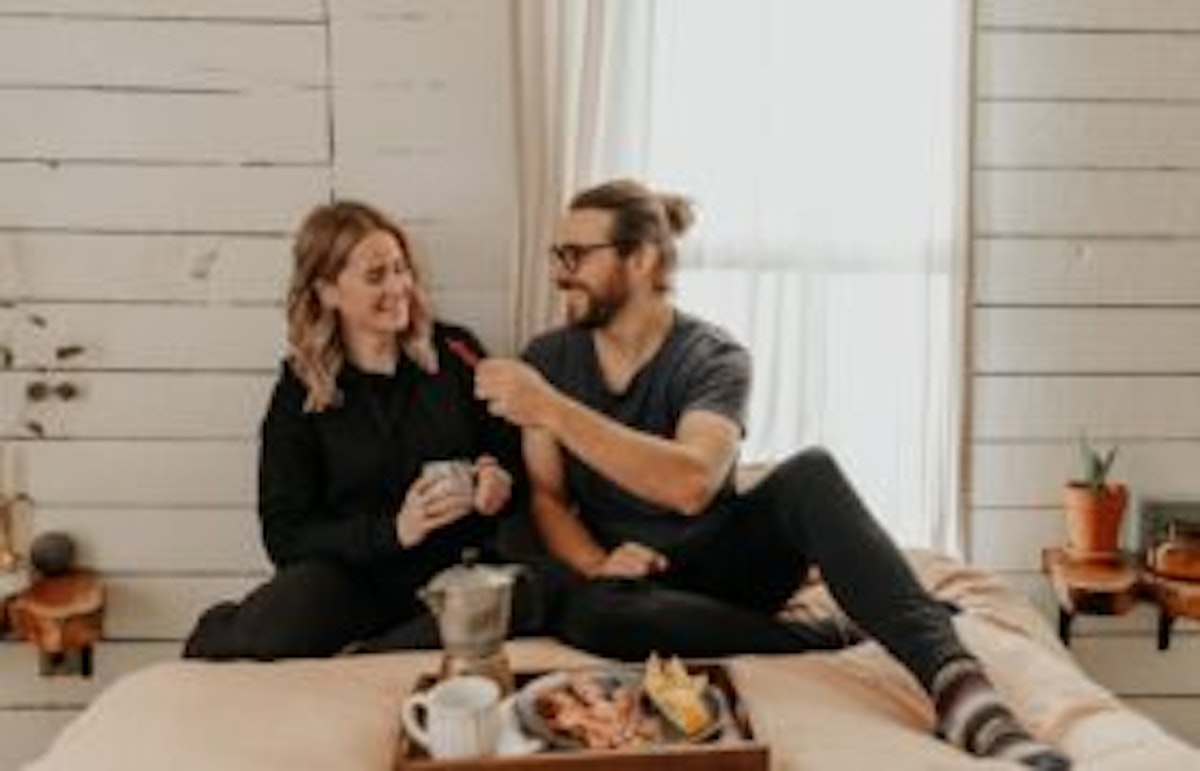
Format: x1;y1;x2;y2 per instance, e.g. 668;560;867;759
1063;482;1128;560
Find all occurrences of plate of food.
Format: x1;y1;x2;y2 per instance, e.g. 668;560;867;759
513;654;726;751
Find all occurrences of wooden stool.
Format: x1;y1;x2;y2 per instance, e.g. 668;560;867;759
7;570;104;677
1146;573;1200;651
1042;548;1138;646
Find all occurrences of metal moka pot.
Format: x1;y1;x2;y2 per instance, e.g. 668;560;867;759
419;549;523;693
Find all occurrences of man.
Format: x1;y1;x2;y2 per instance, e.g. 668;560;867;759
476;179;1068;770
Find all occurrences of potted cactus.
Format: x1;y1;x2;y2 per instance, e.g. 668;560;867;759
1063;437;1127;561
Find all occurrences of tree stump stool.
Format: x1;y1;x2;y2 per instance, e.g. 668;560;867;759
7;570;104;677
1146;573;1200;651
1042;548;1138;646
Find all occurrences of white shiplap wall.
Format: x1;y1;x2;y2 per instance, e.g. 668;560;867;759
0;1;517;767
4;0;1200;765
972;0;1200;746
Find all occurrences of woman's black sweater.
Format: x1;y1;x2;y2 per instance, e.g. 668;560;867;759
257;322;524;587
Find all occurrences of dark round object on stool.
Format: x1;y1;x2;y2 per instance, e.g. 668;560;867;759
30;532;77;577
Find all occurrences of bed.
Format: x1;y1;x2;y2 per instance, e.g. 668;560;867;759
24;551;1198;770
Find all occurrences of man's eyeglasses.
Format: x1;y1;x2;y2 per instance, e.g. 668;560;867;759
548;242;621;273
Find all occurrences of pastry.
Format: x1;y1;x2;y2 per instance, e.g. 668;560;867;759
642;653;711;736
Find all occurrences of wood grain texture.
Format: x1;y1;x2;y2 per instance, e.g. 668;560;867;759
0;5;524;767
976;170;1200;237
0;18;324;91
977;102;1200;169
0;373;274;439
19;440;256;506
0;233;291;303
0;642;180;708
0;1;322;20
974;308;1200;374
0;90;327;163
970;442;1200;507
0;165;326;233
972;376;1200;440
32;506;268;572
979;0;1200;31
103;574;262;638
974;239;1200;305
979;32;1200;101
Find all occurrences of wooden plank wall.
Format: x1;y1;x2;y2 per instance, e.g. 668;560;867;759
4;0;1199;764
973;0;1200;746
0;1;517;766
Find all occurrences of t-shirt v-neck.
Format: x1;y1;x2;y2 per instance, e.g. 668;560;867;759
582;314;678;405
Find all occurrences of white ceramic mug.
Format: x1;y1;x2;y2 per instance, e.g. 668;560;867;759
401;675;501;758
422;459;475;499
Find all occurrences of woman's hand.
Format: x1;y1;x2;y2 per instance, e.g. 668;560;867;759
588;541;669;579
394;475;475;548
472;455;512;516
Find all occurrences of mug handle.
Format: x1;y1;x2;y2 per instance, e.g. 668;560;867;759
400;693;433;751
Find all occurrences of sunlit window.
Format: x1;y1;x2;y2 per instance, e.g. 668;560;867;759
638;0;964;548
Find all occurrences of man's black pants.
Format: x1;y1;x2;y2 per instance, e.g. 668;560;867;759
554;447;967;690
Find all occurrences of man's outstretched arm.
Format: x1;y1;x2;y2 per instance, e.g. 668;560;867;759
478;359;739;516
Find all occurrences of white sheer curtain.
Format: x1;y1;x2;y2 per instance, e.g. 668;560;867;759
509;0;654;343
638;0;968;550
512;0;968;551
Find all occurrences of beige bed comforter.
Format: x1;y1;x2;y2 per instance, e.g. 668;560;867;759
26;551;1198;770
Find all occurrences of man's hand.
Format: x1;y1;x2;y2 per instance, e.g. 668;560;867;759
475;358;561;429
589;541;669;579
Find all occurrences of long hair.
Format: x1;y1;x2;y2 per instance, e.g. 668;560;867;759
286;200;437;412
569;178;695;292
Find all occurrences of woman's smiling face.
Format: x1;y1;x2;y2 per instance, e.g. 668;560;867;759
322;229;415;338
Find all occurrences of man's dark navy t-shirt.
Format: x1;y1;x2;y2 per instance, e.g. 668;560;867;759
522;311;751;556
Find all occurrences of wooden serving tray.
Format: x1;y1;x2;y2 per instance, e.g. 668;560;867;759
395;663;768;771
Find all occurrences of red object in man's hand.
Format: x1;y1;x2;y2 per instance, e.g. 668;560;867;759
447;338;482;369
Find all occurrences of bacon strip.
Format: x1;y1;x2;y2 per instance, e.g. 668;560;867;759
447;338;481;369
537;675;664;750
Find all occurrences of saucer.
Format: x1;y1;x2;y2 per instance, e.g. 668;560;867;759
496;695;544;756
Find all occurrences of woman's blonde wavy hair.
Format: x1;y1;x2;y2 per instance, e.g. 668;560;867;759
286;200;437;413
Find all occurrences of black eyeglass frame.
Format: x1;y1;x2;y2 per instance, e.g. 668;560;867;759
547;241;630;272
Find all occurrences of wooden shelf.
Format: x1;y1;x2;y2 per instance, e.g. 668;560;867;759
6;570;104;677
1145;572;1200;651
1042;547;1200;651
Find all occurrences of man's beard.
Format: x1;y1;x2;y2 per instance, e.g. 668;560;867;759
560;274;630;329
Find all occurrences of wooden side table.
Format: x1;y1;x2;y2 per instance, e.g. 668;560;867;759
1145;573;1200;651
7;570;104;676
1043;547;1200;650
1041;548;1139;646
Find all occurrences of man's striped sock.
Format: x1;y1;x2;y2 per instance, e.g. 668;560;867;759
932;657;1071;770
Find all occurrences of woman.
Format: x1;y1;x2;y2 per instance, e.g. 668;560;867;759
184;201;524;659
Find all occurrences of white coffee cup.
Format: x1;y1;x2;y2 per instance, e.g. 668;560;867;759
422;459;475;498
401;675;501;758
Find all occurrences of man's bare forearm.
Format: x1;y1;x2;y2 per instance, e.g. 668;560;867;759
531;489;606;576
543;395;723;516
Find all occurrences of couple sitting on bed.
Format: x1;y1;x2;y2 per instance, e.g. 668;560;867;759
183;179;1069;770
